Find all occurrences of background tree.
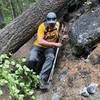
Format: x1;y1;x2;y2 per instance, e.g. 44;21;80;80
0;0;69;53
0;0;36;29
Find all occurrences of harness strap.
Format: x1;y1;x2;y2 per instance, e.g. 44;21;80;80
44;22;57;33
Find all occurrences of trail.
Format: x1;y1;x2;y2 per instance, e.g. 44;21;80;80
13;7;100;100
14;37;100;100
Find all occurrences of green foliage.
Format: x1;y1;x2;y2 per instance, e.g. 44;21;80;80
0;22;6;29
0;0;36;29
0;53;40;100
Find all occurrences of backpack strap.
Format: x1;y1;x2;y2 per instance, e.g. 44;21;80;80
44;21;58;33
44;21;49;33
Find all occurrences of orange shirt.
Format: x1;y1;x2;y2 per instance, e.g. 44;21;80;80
33;22;60;48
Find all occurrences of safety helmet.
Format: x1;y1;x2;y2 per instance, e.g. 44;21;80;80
47;12;57;24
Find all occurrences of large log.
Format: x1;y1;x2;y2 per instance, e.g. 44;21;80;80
0;0;83;53
0;0;67;53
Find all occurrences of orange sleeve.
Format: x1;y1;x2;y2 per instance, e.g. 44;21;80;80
37;23;45;37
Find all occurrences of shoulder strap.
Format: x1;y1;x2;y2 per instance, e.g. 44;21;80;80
44;21;49;33
55;21;61;32
44;21;60;33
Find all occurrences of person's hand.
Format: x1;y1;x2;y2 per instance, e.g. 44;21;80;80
55;43;62;47
63;35;68;39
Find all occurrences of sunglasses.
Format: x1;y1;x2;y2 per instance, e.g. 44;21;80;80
47;18;56;21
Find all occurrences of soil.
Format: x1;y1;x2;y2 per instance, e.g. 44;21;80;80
12;5;100;100
13;37;100;100
34;41;100;100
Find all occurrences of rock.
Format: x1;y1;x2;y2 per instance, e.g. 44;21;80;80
87;83;98;94
59;69;68;81
70;8;100;56
80;87;90;97
51;93;61;100
87;43;100;65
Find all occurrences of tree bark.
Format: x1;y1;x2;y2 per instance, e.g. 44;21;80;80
0;0;67;53
0;0;81;53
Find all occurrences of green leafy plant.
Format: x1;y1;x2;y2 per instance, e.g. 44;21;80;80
0;53;40;100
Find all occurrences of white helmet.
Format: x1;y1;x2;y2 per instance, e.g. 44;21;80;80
47;12;57;24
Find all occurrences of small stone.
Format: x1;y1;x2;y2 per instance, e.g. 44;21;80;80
87;83;98;94
51;93;60;100
96;27;100;33
80;87;90;97
59;69;68;81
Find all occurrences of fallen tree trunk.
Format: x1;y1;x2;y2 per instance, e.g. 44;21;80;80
0;0;83;53
0;0;68;53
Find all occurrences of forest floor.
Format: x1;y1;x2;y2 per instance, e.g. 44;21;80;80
14;37;100;100
13;6;100;100
34;42;100;100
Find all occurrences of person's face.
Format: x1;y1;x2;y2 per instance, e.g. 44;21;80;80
48;23;55;28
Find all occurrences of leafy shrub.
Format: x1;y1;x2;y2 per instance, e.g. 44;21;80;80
0;53;40;100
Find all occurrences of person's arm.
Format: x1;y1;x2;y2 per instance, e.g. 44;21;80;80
59;23;69;41
37;23;62;47
38;36;62;47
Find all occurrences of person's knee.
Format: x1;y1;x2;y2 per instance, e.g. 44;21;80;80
46;53;55;61
29;47;39;61
27;60;37;70
29;55;38;61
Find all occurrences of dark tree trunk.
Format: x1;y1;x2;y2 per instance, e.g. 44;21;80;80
16;0;23;14
9;0;18;18
0;6;4;23
0;0;82;53
0;4;5;29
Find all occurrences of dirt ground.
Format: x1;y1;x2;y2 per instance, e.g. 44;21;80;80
13;5;100;100
34;41;100;100
13;38;100;100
